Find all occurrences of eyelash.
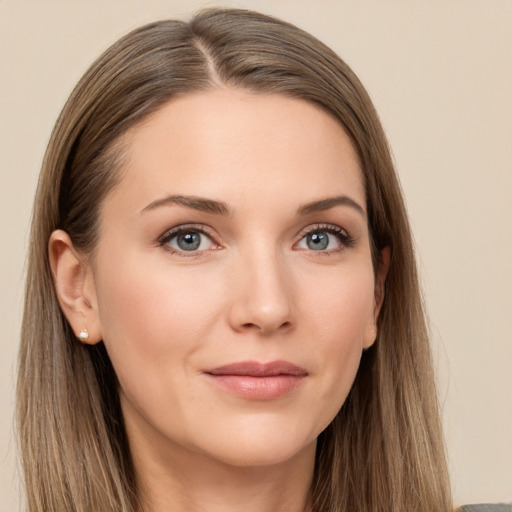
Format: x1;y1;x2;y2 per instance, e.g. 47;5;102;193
158;224;219;256
295;224;355;254
157;223;355;256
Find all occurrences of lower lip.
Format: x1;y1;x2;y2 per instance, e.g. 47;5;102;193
205;374;305;400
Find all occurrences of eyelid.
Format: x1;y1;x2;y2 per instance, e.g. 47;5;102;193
294;223;355;251
157;223;221;253
297;223;350;238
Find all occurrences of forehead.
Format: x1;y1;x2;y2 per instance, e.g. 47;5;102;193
112;90;365;212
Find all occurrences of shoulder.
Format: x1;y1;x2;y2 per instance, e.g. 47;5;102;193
458;505;512;512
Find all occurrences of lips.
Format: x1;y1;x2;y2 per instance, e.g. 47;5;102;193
204;361;308;400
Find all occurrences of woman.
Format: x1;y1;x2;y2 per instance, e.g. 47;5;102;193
17;8;453;512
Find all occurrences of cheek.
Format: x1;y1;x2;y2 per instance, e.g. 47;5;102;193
93;250;223;386
302;262;375;344
299;264;375;420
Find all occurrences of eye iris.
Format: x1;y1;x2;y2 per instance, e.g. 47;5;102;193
307;232;329;250
177;232;201;251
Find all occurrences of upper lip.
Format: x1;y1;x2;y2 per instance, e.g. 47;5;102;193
205;360;308;377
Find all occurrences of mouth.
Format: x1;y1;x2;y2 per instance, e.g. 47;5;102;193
204;361;308;400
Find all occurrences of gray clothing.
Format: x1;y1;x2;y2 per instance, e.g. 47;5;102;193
459;505;512;512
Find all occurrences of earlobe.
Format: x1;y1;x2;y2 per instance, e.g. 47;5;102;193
48;229;102;344
363;246;390;350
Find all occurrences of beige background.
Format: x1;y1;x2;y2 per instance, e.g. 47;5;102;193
1;1;511;510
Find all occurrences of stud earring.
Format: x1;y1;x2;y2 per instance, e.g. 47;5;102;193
78;328;89;342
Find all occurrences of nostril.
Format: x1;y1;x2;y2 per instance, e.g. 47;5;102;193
265;320;293;334
240;319;292;334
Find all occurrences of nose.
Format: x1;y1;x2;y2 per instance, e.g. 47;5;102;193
228;250;295;335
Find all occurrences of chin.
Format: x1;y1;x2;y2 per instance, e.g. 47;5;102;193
189;415;320;468
207;439;316;469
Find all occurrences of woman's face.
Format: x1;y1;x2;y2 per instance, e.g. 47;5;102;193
87;90;383;469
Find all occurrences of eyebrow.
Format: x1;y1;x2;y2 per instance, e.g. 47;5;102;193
141;193;365;218
141;195;231;216
298;196;366;218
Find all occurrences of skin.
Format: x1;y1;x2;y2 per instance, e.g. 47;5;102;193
50;90;388;512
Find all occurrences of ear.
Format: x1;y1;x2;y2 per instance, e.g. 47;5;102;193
363;246;390;349
48;229;102;344
373;246;390;322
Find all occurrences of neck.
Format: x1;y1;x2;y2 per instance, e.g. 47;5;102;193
131;431;315;512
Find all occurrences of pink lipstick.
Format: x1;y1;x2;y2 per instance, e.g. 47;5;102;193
204;361;307;400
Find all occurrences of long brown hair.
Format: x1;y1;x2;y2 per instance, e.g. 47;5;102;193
17;8;452;511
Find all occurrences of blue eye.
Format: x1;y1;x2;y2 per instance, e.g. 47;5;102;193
305;232;330;250
297;226;353;252
174;231;202;251
161;227;216;253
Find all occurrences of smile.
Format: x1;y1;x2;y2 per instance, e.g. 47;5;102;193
204;361;308;400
